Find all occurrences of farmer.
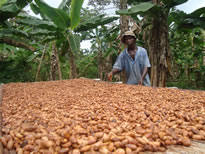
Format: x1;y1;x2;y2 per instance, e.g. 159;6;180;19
108;31;151;86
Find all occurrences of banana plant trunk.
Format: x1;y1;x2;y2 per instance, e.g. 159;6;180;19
36;44;47;81
120;0;128;83
50;42;58;80
104;43;114;81
97;39;103;80
50;41;62;80
56;49;62;80
68;49;78;79
149;11;169;87
98;49;103;80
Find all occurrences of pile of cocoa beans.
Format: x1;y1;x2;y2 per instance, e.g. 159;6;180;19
0;78;205;153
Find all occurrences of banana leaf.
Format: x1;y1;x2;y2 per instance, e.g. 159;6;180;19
67;32;80;53
0;28;29;38
29;29;59;36
16;15;60;32
58;0;71;13
70;0;84;29
0;0;30;22
116;2;155;15
0;0;7;7
75;15;119;32
34;0;71;29
162;0;188;8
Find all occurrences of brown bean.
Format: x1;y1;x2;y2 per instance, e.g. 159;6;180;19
62;142;71;148
7;138;14;150
192;135;202;140
24;126;37;132
1;136;8;146
114;148;125;154
107;142;114;152
95;132;104;139
15;132;23;138
136;137;147;145
99;146;109;154
126;136;138;145
126;144;137;150
72;149;81;154
125;147;132;153
102;134;110;142
23;144;34;152
93;141;103;151
80;145;91;152
59;148;69;154
17;148;23;154
114;141;122;148
182;137;191;146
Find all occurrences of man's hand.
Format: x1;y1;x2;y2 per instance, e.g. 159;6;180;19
107;72;113;81
138;78;143;85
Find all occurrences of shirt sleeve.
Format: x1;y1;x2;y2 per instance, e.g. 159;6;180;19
113;52;124;71
143;48;151;68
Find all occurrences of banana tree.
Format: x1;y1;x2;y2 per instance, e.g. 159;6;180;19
26;0;119;79
0;0;36;51
28;0;84;79
168;9;205;88
0;0;118;80
84;25;120;80
116;0;189;87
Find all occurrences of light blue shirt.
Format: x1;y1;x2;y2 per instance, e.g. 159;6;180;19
113;46;151;86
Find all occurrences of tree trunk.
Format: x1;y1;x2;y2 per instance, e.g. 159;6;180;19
0;37;36;51
97;39;103;80
119;0;128;83
104;43;114;81
50;42;58;80
120;0;128;37
56;48;62;80
149;5;169;87
68;48;78;79
36;44;47;81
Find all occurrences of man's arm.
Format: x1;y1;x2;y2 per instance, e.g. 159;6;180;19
138;67;148;85
138;48;151;85
107;68;121;81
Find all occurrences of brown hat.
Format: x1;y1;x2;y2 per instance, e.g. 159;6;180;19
121;31;136;43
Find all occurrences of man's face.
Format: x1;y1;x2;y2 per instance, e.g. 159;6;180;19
124;36;135;46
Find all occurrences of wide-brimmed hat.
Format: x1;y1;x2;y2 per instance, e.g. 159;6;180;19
121;31;136;43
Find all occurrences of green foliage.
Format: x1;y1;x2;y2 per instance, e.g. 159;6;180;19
0;47;36;83
75;15;119;32
76;54;98;78
58;0;71;11
116;2;155;15
0;0;7;8
127;0;188;8
0;28;29;38
168;24;205;90
70;0;84;29
33;0;71;29
127;0;151;5
17;13;61;32
162;0;188;8
0;0;30;22
67;32;80;53
178;7;205;30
